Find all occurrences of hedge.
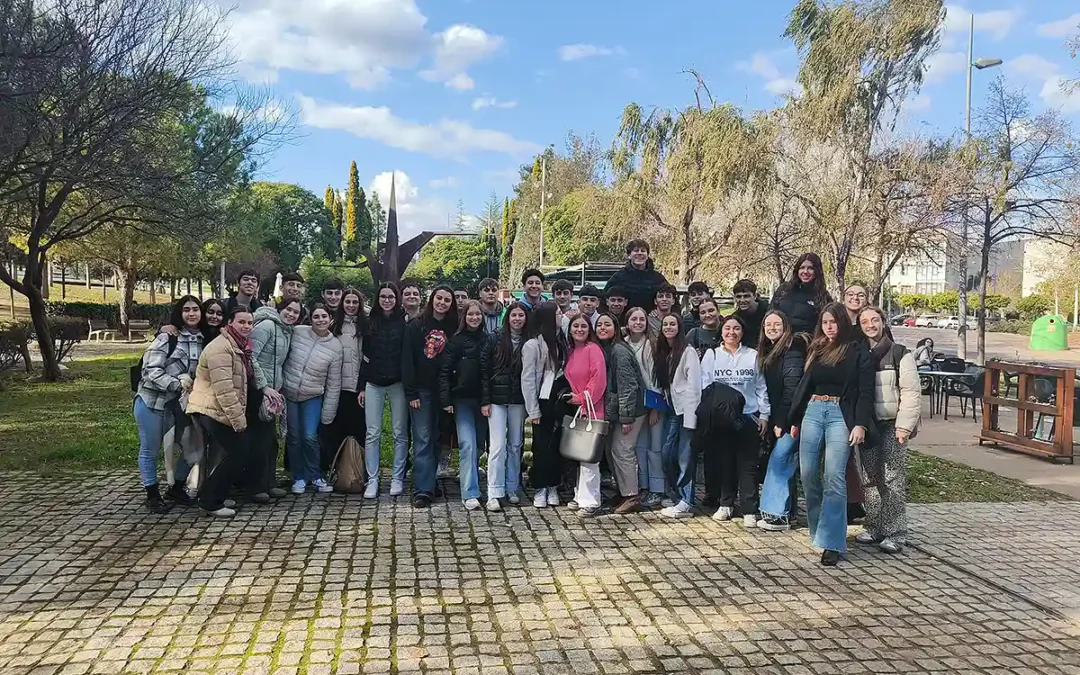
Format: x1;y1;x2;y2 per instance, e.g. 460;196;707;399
0;315;88;372
44;300;172;327
985;319;1031;335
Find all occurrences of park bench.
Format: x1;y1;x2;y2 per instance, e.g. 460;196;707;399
127;319;154;341
87;319;116;342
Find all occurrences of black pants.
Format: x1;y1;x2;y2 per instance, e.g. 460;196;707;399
530;397;564;490
247;414;278;493
195;414;254;510
324;390;363;471
704;421;760;515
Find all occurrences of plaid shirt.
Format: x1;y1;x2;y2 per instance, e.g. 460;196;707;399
136;331;204;411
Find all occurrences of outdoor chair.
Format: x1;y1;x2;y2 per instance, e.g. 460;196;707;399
944;366;986;422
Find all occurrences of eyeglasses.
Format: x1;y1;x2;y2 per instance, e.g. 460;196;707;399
845;292;867;299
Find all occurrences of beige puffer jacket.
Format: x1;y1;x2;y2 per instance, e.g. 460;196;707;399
186;331;250;432
873;348;922;435
338;316;363;393
282;326;343;425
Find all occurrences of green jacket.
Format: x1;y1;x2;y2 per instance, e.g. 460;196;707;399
250;306;292;390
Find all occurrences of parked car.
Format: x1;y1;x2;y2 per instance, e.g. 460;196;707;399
915;315;940;327
890;314;912;326
937;316;960;329
903;317;916;327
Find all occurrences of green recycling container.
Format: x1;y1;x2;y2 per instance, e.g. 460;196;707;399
1030;314;1069;351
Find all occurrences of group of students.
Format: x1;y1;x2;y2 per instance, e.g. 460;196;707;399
133;241;921;566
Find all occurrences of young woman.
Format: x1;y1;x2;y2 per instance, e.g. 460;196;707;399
482;302;528;508
282;304;343;495
564;315;608;518
249;298;302;499
330;287;368;465
788;302;876;566
626;307;666;508
186;308;257;517
403;285;458;508
134;296;204;514
438;300;488;510
770;252;833;335
756;310;808;531
595;312;644;514
201;298;225;342
699;315;770;527
654;314;702;519
522;302;567;508
856;306;921;554
359;283;410;498
686;298;722;354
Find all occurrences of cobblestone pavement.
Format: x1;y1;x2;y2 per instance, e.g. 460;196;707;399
1;473;1079;675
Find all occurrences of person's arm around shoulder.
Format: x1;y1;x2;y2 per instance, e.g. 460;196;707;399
895;351;921;441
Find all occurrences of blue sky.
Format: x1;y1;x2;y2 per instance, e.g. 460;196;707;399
228;1;1080;241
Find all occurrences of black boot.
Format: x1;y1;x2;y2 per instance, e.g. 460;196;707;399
165;482;195;507
145;484;171;514
821;550;841;566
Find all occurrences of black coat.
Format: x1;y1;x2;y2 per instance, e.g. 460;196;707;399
403;315;457;401
734;302;769;349
788;342;878;449
771;283;831;335
480;333;525;406
358;311;406;389
438;327;486;403
605;259;668;314
763;335;807;431
693;382;747;448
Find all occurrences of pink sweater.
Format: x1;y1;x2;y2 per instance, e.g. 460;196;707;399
565;342;607;419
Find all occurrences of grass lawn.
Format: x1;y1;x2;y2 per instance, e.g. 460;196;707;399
0;356;1074;503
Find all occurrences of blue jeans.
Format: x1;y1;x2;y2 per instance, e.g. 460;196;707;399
286;397;324;483
364;382;410;482
134;396;191;487
760;433;799;518
409;389;439;497
635;409;667;493
662;413;696;505
799;400;851;552
454;398;482;501
488;403;526;498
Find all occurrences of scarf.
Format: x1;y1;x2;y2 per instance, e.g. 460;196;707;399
225;323;255;381
868;335;894;370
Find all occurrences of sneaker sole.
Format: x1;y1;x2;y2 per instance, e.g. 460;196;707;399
758;523;791;531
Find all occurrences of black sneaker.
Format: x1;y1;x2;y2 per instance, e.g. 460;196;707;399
757;516;790;532
412;494;432;508
821;550;841;566
165;483;195;507
146;496;171;514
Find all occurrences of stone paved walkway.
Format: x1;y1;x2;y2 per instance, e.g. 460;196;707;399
1;474;1079;675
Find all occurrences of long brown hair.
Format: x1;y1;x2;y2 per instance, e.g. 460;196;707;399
653;313;688;391
758;309;795;371
805;302;855;369
333;286;369;337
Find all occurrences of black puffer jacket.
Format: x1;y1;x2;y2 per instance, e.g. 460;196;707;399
358;311;406;389
771;283;831;335
763;335;807;431
480;333;525;406
403;315;457;401
605;259;668;314
438;326;486;403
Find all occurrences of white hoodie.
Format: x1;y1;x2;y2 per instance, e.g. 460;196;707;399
700;344;770;420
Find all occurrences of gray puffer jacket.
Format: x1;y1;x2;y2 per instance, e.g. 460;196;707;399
250;306;292;390
601;340;645;424
282;326;343;424
338;316;363;393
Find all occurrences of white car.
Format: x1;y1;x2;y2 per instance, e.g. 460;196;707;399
915;315;939;327
937;316;960;329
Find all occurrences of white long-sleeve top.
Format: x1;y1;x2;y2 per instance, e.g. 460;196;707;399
700;343;770;420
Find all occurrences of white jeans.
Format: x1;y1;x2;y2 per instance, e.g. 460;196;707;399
574;462;602;508
487;403;526;498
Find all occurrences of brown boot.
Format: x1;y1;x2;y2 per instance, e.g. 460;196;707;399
614;495;640;515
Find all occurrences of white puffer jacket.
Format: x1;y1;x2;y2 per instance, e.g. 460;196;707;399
338;317;363;393
282;326;343;424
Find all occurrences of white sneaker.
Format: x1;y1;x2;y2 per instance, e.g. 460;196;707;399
290;480;306;495
547;491;561;507
742;514;758;528
464;498;481;510
313;479;333;494
712;506;734;521
661;501;694;518
533;488;548;508
507;491;521;506
204;506;236;517
660;498;676;508
364;480;378;499
389;479;404;497
486;498;502;512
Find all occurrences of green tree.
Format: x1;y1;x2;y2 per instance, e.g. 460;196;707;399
344;161;361;258
368;191;387;248
500;197;515;281
896;293;929;312
972;293;1010;316
241;183;333;271
406;235;496;289
1015;295;1053;320
928;290;959;313
324;185;342;256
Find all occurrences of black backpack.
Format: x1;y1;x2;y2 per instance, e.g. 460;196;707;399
130;335;179;393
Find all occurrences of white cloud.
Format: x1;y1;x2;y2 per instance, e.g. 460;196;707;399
736;51;802;97
367;170;454;239
471;95;517;110
764;78;803;96
297;95;541;161
1041;77;1080;114
923;51;967;85
942;5;1021;42
226;1;500;90
1005;54;1080;114
419;24;503;90
429;176;459;188
557;44;626;61
908;94;933;112
1008;54;1060;81
1037;13;1080;39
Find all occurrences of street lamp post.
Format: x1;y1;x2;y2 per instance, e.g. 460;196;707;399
956;13;1002;361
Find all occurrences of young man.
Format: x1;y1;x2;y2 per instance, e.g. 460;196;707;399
683;281;711;332
562;284;601;333
605;239;668;313
551;279;575;314
605;286;629;324
320;277;345;313
225;269;263;315
519;268;547;309
401;281;423;320
732;279;768;349
478;278;504;334
453;286;470;309
647;283;678;335
280;272;306;303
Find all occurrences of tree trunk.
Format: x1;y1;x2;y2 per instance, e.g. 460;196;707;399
149;271;156;304
41;256;50;300
117;265;136;337
61;264;66;300
85;262;91;289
